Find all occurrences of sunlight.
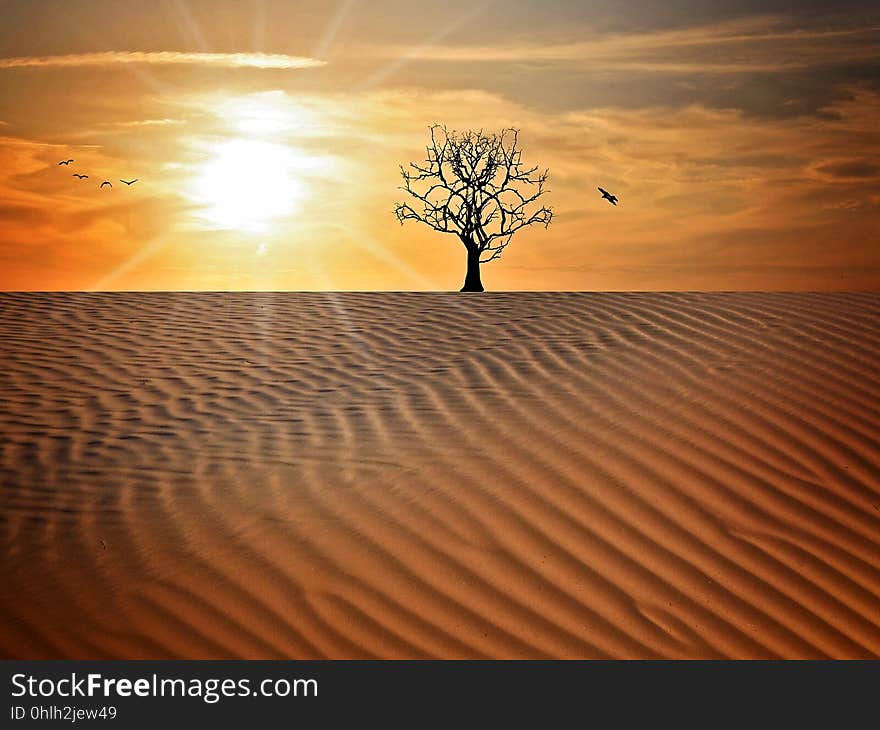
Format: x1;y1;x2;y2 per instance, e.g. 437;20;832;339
219;91;318;135
186;91;334;235
193;138;303;233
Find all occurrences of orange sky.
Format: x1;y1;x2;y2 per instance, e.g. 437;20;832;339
1;1;878;290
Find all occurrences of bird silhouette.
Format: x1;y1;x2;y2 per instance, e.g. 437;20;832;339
119;179;139;186
100;181;112;189
73;173;88;179
58;159;74;165
598;187;618;206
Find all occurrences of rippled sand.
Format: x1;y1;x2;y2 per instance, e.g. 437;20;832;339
1;292;878;658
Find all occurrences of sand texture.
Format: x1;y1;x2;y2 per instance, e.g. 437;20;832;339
1;292;879;659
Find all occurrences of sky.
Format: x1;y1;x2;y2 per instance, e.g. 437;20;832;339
0;0;878;290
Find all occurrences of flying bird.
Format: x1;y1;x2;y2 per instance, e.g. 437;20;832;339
119;179;139;186
100;181;112;189
73;173;88;179
598;187;618;206
58;159;74;165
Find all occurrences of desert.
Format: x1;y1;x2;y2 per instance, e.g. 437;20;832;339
1;291;878;659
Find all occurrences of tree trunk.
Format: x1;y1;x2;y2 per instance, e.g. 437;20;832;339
460;246;484;292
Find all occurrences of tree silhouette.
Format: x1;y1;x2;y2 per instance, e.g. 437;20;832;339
394;125;553;292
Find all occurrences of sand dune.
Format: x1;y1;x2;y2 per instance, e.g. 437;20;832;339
1;292;879;659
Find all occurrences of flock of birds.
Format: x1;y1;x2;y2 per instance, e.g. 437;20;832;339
58;159;138;190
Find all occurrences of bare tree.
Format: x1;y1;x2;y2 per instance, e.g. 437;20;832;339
394;125;553;292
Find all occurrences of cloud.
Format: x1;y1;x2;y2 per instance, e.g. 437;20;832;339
367;16;880;73
0;51;325;71
106;118;186;128
814;159;880;180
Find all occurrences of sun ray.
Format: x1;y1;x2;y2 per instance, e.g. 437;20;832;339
53;0;172;98
330;222;444;290
172;0;211;53
313;0;359;60
355;0;495;90
251;0;267;51
89;234;171;290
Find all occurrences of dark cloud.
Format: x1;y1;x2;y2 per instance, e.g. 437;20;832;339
375;59;878;120
0;202;49;225
2;0;878;53
815;159;880;179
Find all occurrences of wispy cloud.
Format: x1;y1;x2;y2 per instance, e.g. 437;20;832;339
368;17;880;73
107;118;186;128
0;51;325;71
812;159;880;180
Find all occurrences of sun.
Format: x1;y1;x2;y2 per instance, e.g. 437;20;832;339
193;138;303;233
186;91;335;235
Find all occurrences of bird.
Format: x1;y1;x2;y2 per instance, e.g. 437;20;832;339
58;159;74;165
100;181;112;189
73;173;88;179
598;187;618;206
119;179;139;186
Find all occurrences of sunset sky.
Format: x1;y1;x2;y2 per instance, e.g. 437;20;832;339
1;0;878;290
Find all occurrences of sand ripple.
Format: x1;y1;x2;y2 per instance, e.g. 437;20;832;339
1;292;878;658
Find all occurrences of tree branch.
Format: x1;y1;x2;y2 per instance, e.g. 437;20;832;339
393;124;554;264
